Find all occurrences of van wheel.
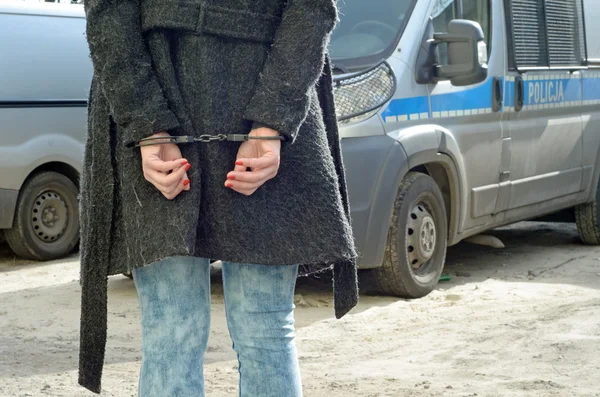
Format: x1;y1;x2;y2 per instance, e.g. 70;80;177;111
575;186;600;244
367;172;448;298
5;171;79;261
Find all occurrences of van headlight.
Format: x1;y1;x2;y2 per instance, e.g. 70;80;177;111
333;61;396;125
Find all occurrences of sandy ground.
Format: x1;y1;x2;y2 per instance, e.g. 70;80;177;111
1;222;599;397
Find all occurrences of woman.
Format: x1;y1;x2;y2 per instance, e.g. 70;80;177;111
78;0;359;395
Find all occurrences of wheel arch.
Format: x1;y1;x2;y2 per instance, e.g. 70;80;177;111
409;157;461;246
392;124;466;246
359;125;466;269
26;161;80;189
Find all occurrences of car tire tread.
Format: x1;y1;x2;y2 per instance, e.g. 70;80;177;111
5;171;79;261
367;172;447;298
576;198;600;245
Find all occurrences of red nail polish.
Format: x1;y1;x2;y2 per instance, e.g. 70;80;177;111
181;160;188;165
183;179;190;186
227;175;236;180
184;164;191;171
235;160;243;166
226;182;233;188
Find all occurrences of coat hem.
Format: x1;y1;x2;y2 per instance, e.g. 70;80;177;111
108;250;358;277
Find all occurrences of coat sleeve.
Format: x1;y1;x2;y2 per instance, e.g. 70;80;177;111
243;0;338;142
84;0;180;146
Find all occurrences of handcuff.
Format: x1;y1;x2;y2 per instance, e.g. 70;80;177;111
126;134;285;148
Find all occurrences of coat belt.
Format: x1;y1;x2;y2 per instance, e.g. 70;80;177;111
141;2;281;44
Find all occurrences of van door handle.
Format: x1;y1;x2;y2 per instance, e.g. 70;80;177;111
514;76;524;112
492;77;503;112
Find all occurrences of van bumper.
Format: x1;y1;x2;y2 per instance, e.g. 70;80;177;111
0;188;18;229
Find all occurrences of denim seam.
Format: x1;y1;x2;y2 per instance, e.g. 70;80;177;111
221;261;244;396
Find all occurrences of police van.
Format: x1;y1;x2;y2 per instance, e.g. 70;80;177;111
332;0;600;297
1;0;599;302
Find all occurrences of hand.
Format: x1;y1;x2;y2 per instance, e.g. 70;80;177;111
140;132;191;200
226;127;281;196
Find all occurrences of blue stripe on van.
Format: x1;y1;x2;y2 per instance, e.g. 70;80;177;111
523;78;580;106
583;75;600;101
504;80;515;108
381;95;429;121
383;78;494;123
383;75;600;123
429;78;493;112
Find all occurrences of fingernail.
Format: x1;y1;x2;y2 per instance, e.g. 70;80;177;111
184;163;191;171
225;182;233;188
235;160;243;166
181;160;188;165
227;175;236;180
183;179;190;186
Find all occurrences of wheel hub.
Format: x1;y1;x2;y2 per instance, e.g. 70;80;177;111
407;204;437;271
31;191;68;243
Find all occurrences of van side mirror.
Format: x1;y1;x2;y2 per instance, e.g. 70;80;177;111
415;19;488;86
435;20;488;86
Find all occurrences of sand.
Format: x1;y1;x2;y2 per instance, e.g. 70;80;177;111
1;222;599;397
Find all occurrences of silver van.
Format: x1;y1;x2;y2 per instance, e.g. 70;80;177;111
334;0;600;297
0;2;89;260
1;0;599;302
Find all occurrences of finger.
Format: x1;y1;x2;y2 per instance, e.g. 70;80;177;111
166;173;190;195
228;167;275;184
144;157;189;173
182;171;191;191
146;163;191;191
228;184;257;196
162;172;190;199
233;162;247;173
181;173;192;192
145;166;186;192
235;154;278;170
163;182;186;200
225;179;266;192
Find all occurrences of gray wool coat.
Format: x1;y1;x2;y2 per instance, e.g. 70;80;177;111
79;0;359;393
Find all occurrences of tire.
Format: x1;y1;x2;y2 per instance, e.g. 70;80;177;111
367;172;448;298
575;185;600;245
5;171;79;261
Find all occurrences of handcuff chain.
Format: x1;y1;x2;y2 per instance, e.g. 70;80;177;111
195;134;228;143
129;133;284;148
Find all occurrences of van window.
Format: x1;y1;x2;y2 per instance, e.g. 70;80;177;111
329;0;418;71
546;0;586;66
432;0;457;32
431;0;491;64
505;0;586;70
584;0;600;61
432;0;457;65
462;0;491;55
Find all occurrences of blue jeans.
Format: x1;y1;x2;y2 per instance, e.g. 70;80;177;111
132;256;302;397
